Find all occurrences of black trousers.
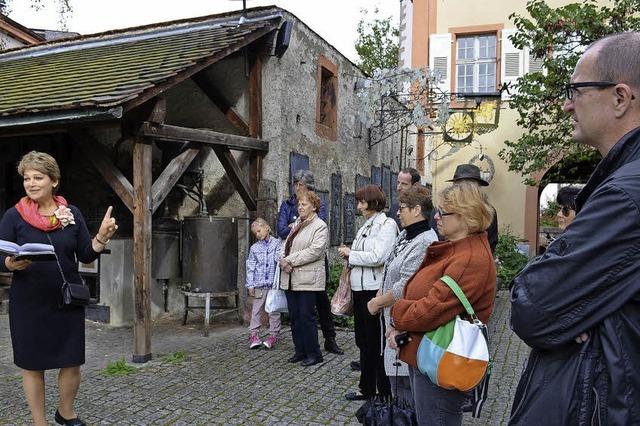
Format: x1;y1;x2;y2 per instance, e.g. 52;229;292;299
286;290;322;359
353;290;391;397
315;256;336;341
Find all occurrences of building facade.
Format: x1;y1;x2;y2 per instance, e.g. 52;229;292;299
400;0;578;250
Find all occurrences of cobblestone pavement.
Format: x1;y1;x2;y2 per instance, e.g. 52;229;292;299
0;291;529;425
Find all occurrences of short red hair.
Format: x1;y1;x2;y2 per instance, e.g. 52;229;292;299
298;190;321;212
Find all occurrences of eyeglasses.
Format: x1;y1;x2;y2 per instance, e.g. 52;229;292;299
435;207;454;218
398;204;414;211
564;81;618;101
560;205;574;216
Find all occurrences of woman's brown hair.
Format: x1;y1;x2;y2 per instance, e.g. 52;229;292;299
355;184;386;212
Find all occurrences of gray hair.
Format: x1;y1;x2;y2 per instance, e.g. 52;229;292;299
293;169;315;190
589;32;640;90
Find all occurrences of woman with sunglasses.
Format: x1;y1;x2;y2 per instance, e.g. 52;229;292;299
389;182;496;425
556;186;581;231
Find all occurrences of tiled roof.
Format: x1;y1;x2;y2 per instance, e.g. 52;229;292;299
0;9;281;121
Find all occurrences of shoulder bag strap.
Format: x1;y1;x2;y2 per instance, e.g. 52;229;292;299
440;275;476;317
45;233;85;285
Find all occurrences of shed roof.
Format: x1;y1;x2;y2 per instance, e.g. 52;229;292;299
0;8;282;126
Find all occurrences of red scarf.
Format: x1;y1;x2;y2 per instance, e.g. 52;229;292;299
15;195;69;232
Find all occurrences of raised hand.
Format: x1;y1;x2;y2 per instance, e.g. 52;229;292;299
97;206;118;242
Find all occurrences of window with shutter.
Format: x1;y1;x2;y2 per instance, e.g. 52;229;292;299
429;33;452;94
500;28;524;99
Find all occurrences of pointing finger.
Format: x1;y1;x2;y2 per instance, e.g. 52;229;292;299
103;206;113;221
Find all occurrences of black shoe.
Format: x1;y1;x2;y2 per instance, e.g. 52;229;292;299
350;360;361;371
55;410;86;426
324;339;344;355
301;356;324;367
288;354;305;363
345;390;368;401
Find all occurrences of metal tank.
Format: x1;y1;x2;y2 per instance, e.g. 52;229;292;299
181;216;238;293
152;217;181;279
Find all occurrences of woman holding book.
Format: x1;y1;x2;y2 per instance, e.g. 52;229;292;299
0;151;118;426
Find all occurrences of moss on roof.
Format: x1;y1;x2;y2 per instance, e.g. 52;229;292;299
0;14;279;117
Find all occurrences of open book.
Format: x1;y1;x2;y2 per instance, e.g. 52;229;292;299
0;240;56;261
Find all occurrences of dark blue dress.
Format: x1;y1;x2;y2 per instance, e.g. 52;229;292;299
0;205;99;370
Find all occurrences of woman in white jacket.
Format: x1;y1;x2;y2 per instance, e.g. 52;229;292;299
338;184;398;401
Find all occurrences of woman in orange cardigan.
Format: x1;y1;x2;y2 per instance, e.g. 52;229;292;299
389;182;496;425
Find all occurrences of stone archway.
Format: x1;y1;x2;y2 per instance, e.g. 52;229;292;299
523;150;600;255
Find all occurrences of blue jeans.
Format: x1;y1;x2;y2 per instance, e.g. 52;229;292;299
285;290;321;359
409;366;465;425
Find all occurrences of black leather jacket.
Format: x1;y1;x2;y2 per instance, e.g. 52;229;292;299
509;127;640;425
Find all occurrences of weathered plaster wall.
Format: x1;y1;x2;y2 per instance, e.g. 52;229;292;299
260;12;401;209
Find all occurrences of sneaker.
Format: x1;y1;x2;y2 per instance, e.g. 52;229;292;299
249;333;262;349
263;334;278;349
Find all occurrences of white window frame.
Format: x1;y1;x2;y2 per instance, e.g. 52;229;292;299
456;34;497;93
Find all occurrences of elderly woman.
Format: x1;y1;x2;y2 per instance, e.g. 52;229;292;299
338;184;397;401
389;182;496;425
0;151;118;426
367;186;438;406
276;169;342;355
279;190;329;367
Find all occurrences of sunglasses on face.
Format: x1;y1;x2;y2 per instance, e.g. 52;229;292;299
435;207;454;218
560;205;574;216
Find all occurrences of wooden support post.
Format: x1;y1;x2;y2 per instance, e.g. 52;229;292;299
132;139;153;363
248;48;263;216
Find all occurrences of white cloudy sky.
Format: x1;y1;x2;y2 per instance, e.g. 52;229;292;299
6;0;399;63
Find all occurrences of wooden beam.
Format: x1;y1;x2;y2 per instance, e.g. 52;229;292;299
192;74;250;135
248;48;264;214
213;146;257;211
150;147;200;213
71;131;135;214
123;24;277;113
147;97;167;124
132;139;153;363
139;122;268;152
248;51;263;139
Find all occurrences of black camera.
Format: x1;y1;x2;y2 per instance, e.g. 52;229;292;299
394;332;410;348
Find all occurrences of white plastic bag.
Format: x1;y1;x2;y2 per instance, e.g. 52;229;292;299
265;264;288;313
265;289;288;314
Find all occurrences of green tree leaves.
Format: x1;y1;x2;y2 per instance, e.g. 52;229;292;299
498;0;640;183
355;8;399;75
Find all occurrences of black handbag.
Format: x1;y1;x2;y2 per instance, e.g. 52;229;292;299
47;234;91;307
61;280;91;307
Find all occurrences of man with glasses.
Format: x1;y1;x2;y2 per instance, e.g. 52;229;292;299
510;33;640;425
